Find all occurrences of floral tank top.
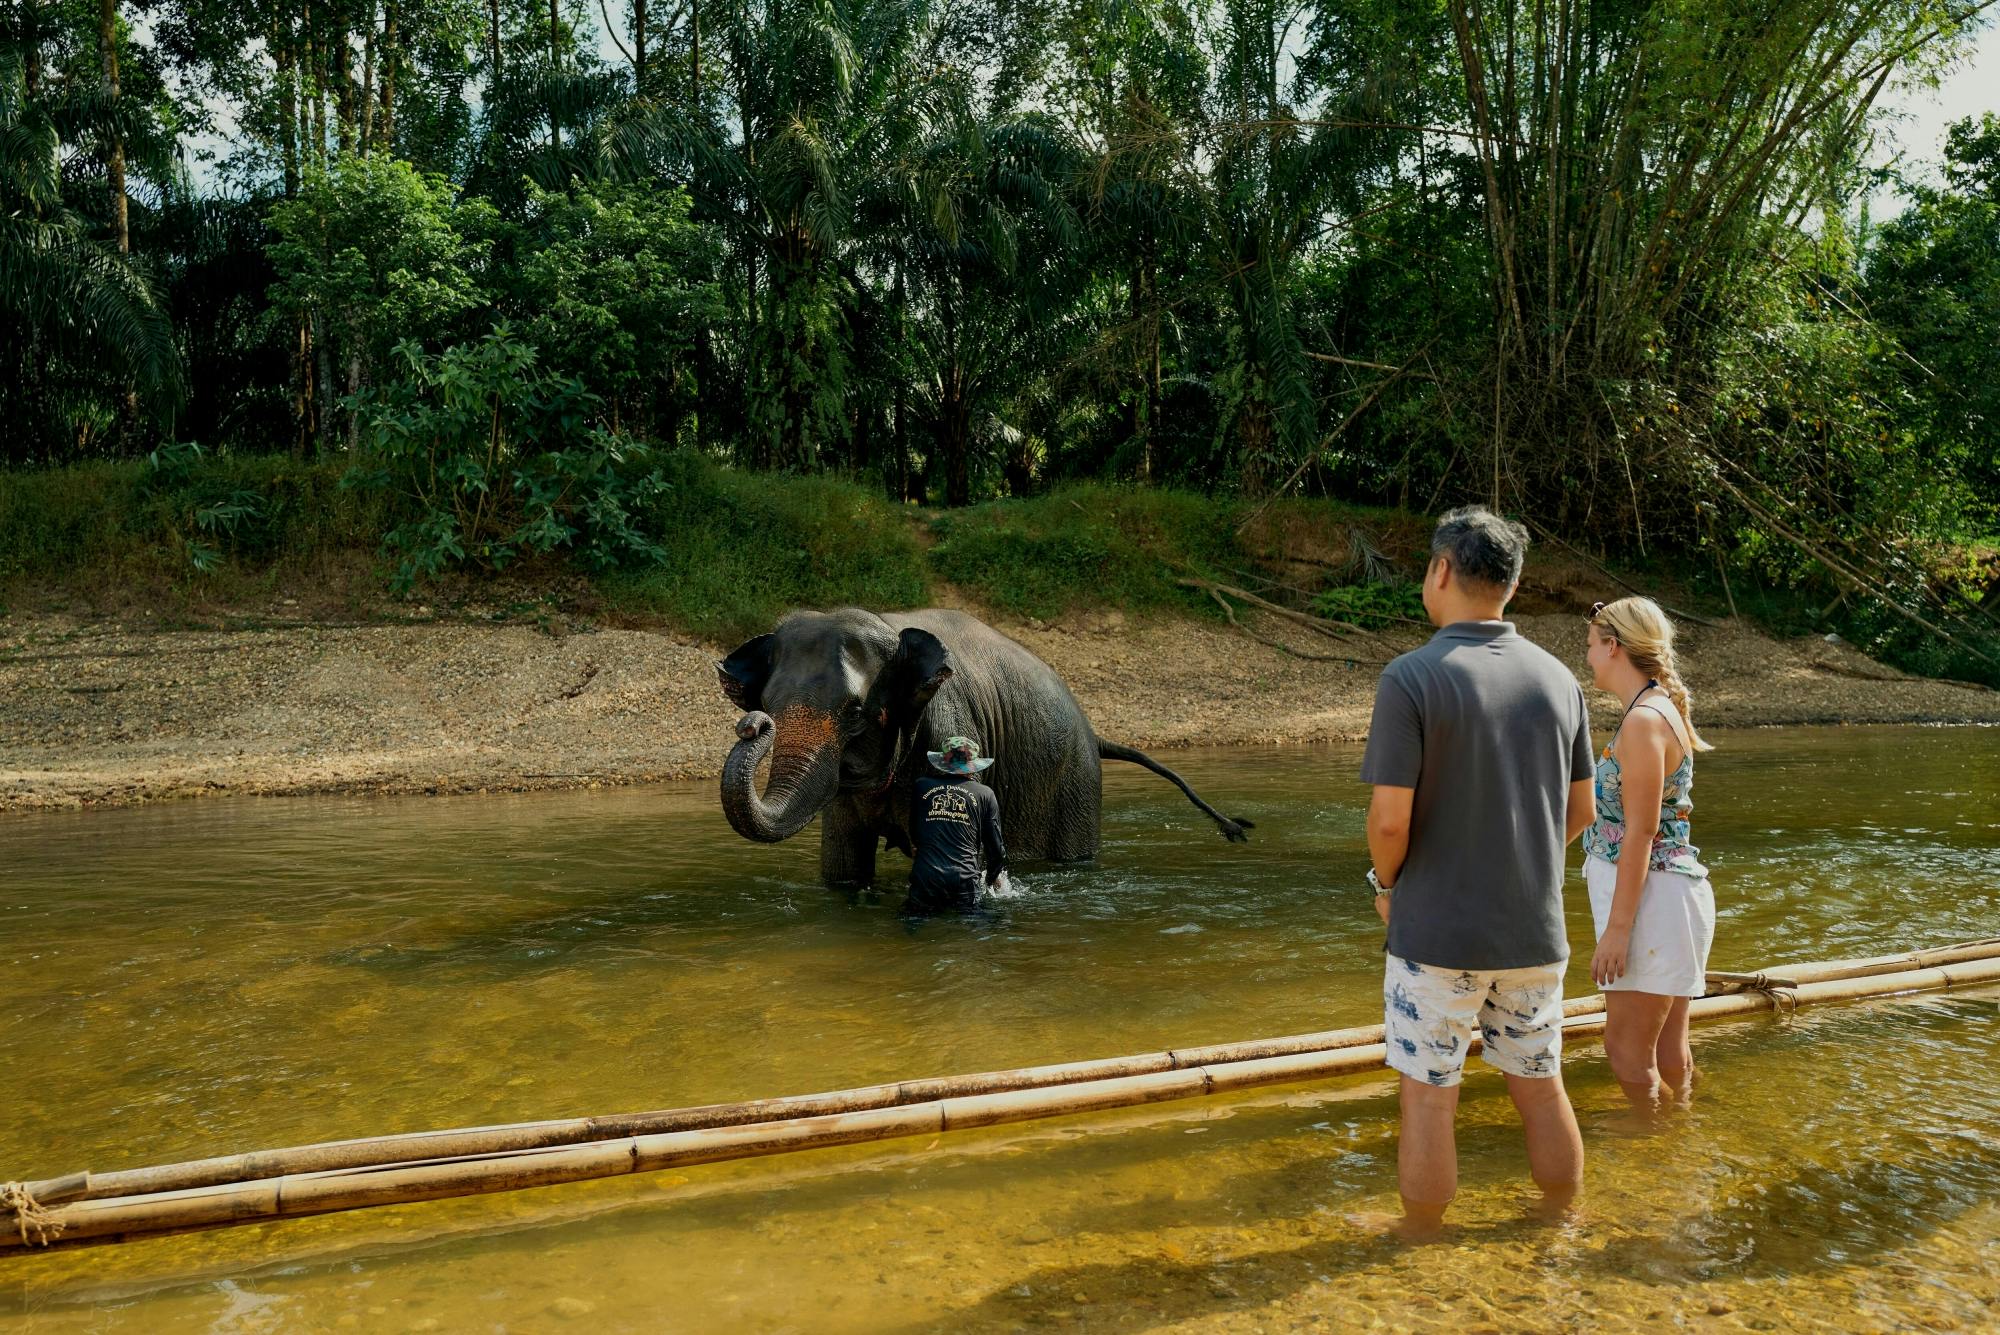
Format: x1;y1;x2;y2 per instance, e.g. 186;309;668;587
1581;687;1708;877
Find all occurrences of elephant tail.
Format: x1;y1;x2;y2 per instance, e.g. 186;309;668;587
1097;740;1254;843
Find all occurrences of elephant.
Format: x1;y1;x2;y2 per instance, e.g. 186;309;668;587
717;607;1252;887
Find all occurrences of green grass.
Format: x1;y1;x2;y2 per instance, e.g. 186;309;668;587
10;448;1990;686
0;456;1430;639
927;483;1419;621
597;452;931;643
0;452;382;593
926;485;1245;620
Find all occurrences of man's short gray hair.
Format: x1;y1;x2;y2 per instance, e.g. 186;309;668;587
1430;506;1529;590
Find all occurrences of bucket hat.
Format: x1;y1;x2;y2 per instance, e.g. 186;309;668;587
926;735;995;776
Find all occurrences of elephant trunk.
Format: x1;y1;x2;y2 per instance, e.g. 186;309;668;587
721;706;843;844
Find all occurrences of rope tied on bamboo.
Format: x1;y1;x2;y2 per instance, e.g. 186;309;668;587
1;1181;66;1247
1705;969;1800;1013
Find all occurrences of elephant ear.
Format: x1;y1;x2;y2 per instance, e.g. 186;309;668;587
869;627;953;728
717;634;775;712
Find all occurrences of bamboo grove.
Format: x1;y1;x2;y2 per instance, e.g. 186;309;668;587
1;0;1995;666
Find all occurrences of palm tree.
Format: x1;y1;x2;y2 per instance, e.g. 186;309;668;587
604;0;946;471
882;105;1085;502
0;47;181;457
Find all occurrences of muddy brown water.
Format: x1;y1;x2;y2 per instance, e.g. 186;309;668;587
2;726;1997;1332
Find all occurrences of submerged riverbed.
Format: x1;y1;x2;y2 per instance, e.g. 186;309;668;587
3;727;1997;1332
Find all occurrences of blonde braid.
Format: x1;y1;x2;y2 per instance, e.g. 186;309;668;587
1591;595;1715;752
1657;656;1712;753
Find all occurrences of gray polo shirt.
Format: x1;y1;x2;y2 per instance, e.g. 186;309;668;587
1359;621;1593;970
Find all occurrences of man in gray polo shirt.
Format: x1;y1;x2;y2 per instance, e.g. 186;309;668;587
1359;506;1595;1239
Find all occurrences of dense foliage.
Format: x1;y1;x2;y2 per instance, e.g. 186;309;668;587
0;0;1994;672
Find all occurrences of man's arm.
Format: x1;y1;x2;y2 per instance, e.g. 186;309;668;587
1567;687;1595;848
1565;777;1595;845
1358;667;1422;926
980;788;1008;885
1367;785;1415;925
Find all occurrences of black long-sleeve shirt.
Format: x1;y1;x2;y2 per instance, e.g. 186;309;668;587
906;773;1007;911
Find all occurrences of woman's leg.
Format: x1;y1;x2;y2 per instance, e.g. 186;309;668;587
1654;996;1695;1102
1603;991;1675;1113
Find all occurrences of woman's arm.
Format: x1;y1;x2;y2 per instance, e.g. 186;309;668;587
1591;714;1668;986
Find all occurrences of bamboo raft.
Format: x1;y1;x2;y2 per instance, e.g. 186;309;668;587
6;938;1998;1255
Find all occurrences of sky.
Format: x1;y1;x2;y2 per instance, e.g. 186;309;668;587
1871;25;2000;208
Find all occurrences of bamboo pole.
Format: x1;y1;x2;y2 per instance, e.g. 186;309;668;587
21;939;2000;1209
6;948;1999;1254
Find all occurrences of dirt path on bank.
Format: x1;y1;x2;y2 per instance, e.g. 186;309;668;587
3;589;1993;812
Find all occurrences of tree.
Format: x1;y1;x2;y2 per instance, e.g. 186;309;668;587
1441;0;1987;532
888;107;1085;502
0;43;181;459
609;0;945;471
506;179;723;441
266;153;488;449
1867;113;2000;502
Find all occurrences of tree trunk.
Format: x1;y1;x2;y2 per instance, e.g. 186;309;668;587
359;2;377;152
1127;263;1144;477
548;0;562;154
334;12;354;156
309;8;328;171
1002;434;1031;497
1238;397;1271;497
24;3;41;97
892;262;907;502
634;0;647;94
852;398;871;479
378;2;397;150
346;340;364;450
1144;254;1161;483
294;314;312;456
315;313;336;455
489;0;502;92
942;373;971;506
98;0;127;255
276;18;299;195
689;0;701;110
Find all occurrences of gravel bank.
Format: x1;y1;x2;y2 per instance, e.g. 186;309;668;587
2;602;1993;812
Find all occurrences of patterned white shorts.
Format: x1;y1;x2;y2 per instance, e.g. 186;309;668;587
1383;953;1567;1087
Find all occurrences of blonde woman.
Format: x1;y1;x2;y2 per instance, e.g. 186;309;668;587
1582;596;1716;1112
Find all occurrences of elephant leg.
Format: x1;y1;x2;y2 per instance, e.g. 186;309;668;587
1041;736;1102;862
820;802;880;887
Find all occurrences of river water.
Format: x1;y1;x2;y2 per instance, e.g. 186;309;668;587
2;727;1996;1332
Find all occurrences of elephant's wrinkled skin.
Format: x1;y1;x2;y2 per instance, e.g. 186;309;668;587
717;607;1251;887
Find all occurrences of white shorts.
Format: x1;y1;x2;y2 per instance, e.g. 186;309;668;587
1383;954;1567;1088
1584;853;1716;997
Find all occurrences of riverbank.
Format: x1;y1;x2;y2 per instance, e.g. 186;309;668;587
3;588;1993;812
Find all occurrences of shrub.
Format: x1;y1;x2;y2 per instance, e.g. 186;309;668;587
926;485;1242;619
600;453;929;642
1311;580;1426;630
345;326;666;590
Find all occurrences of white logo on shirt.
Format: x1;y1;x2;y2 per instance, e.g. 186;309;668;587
925;787;973;825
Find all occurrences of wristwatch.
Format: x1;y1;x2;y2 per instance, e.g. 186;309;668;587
1366;868;1392;896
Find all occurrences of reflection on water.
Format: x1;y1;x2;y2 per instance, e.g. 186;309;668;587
1;726;1996;1331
